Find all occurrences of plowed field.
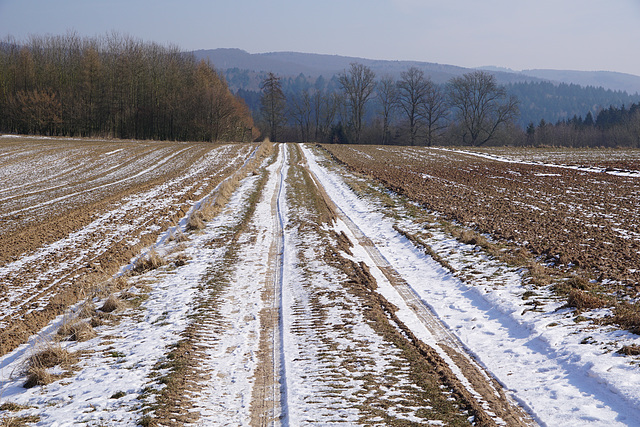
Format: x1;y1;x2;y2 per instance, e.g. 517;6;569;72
322;144;640;291
2;139;640;426
0;137;257;355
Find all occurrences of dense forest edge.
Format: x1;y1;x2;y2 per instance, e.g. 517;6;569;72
0;33;259;142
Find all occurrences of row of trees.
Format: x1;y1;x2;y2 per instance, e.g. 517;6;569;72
524;103;640;147
259;64;519;146
0;33;258;141
226;68;640;131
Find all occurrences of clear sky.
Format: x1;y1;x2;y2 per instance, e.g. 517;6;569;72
1;0;639;76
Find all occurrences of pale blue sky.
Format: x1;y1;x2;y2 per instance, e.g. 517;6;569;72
1;0;639;75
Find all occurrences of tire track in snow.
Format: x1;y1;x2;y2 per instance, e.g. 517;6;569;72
300;144;535;426
250;143;287;426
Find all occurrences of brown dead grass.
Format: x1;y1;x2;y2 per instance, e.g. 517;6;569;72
0;415;40;427
57;319;96;342
0;403;28;413
77;300;96;318
525;262;553;287
617;344;640;356
609;304;640;335
565;289;608;311
132;249;166;274
168;228;189;242
186;210;206;231
24;344;76;388
171;252;190;267
100;294;124;313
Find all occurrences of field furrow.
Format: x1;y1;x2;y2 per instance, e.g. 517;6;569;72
2;139;640;426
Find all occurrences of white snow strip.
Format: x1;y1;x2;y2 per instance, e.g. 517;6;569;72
435;147;640;177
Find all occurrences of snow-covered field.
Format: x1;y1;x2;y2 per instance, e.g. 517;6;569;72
2;140;640;426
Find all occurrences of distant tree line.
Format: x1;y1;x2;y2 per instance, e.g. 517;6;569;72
227;68;640;134
507;81;637;128
524;103;640;147
259;64;518;146
255;63;640;147
0;33;258;141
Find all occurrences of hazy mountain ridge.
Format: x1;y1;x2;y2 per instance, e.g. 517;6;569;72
519;69;640;95
193;49;539;86
194;49;640;94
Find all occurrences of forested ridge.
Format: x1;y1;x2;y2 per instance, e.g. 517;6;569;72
0;33;258;142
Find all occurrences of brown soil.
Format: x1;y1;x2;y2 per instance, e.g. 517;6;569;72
0;138;257;357
322;144;640;294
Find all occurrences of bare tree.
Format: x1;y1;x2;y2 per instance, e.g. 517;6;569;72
290;89;312;142
338;62;376;143
313;91;340;142
447;71;519;146
397;67;429;146
421;80;448;146
376;74;397;145
260;72;286;141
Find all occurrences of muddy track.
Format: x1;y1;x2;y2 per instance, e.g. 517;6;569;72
250;144;286;426
300;145;536;426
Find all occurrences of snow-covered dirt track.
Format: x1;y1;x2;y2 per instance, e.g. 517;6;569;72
2;139;640;426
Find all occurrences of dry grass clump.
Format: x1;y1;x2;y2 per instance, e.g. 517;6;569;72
617;344;640;356
610;304;640;335
24;344;76;388
77;300;96;318
100;294;124;313
0;415;40;426
565;289;607;311
111;275;130;290
168;228;189;242
171;252;190;267
458;230;488;247
132;249;165;274
525;261;552;287
23;367;52;389
0;403;28;412
565;276;591;291
202;179;237;220
57;319;96;342
83;274;129;299
508;247;533;266
186;210;206;231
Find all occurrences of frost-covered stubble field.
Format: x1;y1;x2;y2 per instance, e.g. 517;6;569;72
1;136;640;426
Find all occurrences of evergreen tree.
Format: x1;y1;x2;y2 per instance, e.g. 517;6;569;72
584;111;594;127
260;72;286;141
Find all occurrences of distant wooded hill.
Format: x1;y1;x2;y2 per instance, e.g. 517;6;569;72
194;49;640;128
